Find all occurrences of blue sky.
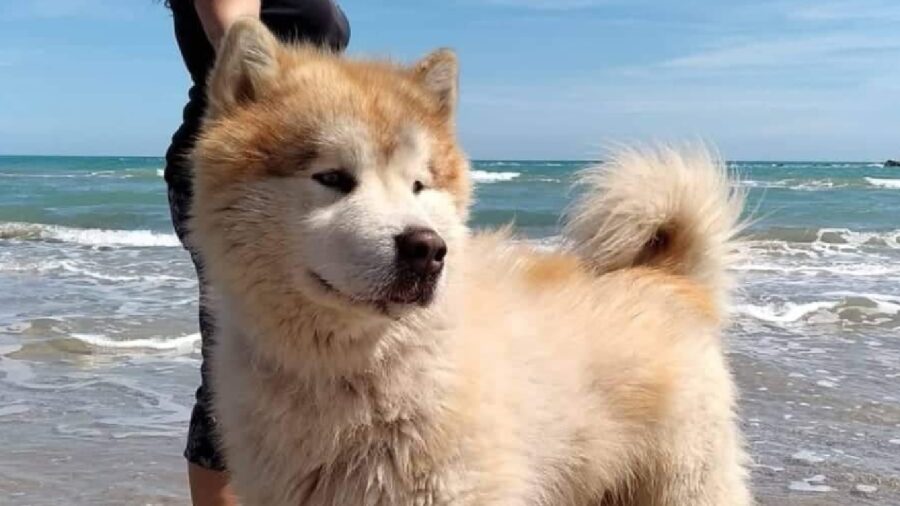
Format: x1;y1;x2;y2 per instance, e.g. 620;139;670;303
0;0;897;160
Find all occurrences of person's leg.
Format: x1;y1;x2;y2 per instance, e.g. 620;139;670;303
165;81;234;500
188;463;239;506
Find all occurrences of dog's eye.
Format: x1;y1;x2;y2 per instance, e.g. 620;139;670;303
312;170;356;194
413;180;425;194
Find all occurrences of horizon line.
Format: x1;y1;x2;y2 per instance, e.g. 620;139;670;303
0;153;892;164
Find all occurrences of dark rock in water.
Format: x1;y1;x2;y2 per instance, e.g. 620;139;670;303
885;159;900;167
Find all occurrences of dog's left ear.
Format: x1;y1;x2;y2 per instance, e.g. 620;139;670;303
411;49;459;119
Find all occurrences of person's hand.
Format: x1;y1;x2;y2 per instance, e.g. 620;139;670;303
194;0;262;50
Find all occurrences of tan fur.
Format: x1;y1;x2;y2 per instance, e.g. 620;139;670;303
189;19;751;506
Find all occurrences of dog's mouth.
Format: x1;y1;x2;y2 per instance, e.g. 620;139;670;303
308;270;438;308
383;269;440;306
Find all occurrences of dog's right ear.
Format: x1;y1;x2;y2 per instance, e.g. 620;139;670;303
411;49;459;121
207;18;280;117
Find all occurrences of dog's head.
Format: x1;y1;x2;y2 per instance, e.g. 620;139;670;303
190;19;471;321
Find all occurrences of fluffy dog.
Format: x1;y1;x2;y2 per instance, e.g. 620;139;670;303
189;18;752;506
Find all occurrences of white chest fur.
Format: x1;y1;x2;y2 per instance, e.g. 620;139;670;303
210;324;469;506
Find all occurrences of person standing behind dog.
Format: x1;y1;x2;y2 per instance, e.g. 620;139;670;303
162;1;349;504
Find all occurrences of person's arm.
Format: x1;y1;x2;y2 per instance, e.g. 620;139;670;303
188;462;239;506
194;0;262;50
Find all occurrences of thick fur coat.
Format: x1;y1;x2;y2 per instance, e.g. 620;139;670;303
189;18;752;506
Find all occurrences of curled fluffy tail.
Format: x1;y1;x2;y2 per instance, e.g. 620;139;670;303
563;145;744;301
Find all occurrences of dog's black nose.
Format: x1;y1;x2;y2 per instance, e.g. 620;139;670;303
395;227;447;275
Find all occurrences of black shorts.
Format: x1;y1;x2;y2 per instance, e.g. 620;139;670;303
164;0;350;471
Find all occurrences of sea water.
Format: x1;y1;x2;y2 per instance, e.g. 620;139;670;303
1;156;898;505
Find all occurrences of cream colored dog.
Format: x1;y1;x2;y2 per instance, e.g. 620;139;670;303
189;18;752;506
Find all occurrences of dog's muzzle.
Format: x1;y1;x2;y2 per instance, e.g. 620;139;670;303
387;227;447;305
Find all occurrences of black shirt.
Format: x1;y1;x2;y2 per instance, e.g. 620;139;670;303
168;0;350;86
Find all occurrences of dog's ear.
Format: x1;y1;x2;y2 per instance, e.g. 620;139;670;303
207;18;280;116
411;49;459;119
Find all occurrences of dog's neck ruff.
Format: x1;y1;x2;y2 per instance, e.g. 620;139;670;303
221;278;458;380
230;290;463;433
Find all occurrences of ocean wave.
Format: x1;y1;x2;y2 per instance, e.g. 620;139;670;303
792;180;844;191
471;170;521;183
740;176;900;191
69;333;200;352
733;260;900;277
479;161;522;167
739;179;846;191
0;172;80;179
57;261;168;282
736;301;839;323
740;180;786;189
90;167;163;180
0;222;180;248
0;404;31;417
524;235;567;251
736;294;900;327
823;292;900;313
88;170;130;178
744;227;900;249
865;177;900;189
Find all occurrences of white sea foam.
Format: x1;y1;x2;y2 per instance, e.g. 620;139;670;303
740;179;788;189
733;258;900;277
789;481;832;493
736;302;839;323
0;355;98;392
156;168;165;177
735;292;900;327
89;170;128;178
0;222;180;248
0;404;30;417
743;228;900;254
815;228;900;250
865;177;900;189
789;479;833;493
526;235;567;252
0;172;79;179
739;179;844;191
69;333;200;353
56;260;191;284
821;292;900;314
792;179;845;191
471;170;521;183
481;161;522;167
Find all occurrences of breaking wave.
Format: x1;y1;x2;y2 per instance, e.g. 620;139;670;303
0;222;180;248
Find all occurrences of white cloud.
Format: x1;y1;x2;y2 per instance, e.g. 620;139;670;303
661;33;900;69
789;0;900;22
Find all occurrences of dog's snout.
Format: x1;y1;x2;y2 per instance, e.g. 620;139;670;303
395;227;447;275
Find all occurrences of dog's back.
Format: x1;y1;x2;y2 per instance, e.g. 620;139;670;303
439;148;749;504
